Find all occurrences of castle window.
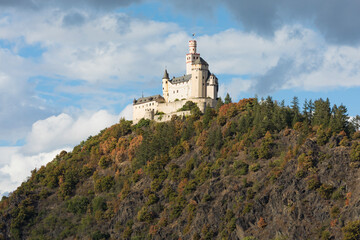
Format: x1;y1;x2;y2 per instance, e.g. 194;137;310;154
177;90;178;93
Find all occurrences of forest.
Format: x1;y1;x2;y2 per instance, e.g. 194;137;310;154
1;95;360;240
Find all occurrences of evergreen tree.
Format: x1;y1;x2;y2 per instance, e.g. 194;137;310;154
291;96;301;125
313;98;331;127
216;97;224;112
351;115;360;131
330;104;349;133
224;93;232;104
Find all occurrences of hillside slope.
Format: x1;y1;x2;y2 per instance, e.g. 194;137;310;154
1;97;360;240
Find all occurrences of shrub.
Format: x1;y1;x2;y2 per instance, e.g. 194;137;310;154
307;176;321;190
350;142;360;161
249;163;261;172
234;161;249;176
98;156;112;169
146;194;159;205
66;196;89;214
137;206;153;222
91;231;110;240
92;196;107;212
342;220;360;240
317;184;334;199
95;176;115;192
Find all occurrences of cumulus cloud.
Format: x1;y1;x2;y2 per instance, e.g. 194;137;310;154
167;0;360;45
0;147;68;195
0;104;132;196
22;110;120;154
197;25;360;96
0;9;187;143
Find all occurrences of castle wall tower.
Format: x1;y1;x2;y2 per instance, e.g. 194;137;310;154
162;69;169;102
190;60;209;98
186;40;200;75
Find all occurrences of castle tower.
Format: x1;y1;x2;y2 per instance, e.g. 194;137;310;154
162;69;169;102
186;40;200;75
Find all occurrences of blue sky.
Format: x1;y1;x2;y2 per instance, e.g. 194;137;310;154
0;0;359;195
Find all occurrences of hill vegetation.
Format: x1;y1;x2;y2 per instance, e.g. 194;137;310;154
1;96;360;240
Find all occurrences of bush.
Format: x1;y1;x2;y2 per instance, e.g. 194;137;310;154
91;231;110;240
92;196;107;212
98;156;112;169
95;176;115;192
350;142;360;161
342;220;360;240
137;206;154;222
317;184;334;199
307;176;321;190
234;161;249;176
66;196;89;214
249;163;261;172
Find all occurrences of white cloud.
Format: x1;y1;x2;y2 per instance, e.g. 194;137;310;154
119;103;133;120
0;104;132;196
0;147;69;195
23;109;120;154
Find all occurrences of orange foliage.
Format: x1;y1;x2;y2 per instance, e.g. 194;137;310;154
257;217;267;228
330;219;338;228
99;137;117;154
218;98;255;118
346;192;352;206
196;130;208;147
128;135;143;161
149;225;159;235
177;178;188;194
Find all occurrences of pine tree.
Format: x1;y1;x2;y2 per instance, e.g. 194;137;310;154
224;93;232;104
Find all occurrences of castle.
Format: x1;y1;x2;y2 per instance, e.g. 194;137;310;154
133;39;219;123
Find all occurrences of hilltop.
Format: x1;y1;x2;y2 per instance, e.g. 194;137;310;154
1;97;360;240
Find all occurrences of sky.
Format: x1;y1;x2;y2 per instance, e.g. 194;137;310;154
0;0;360;196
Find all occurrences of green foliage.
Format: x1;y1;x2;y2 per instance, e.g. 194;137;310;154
350;142;360;161
224;93;232;104
307;176;321;190
134;118;151;129
66;196;90;214
342;220;360;240
95;176;115;192
317;184;334;199
234;161;249;176
178;101;197;111
98;156;112;169
137;206;154;222
249;163;261;172
92;196;107;212
91;230;110;240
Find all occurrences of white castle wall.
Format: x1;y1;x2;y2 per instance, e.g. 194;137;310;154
167;81;191;102
133;101;159;123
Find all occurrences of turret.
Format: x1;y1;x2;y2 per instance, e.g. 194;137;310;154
162;69;169;102
186;40;200;74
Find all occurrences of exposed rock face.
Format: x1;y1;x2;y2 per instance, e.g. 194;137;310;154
0;100;359;240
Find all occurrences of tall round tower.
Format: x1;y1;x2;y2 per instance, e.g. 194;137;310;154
162;69;169;103
189;40;197;54
186;40;200;74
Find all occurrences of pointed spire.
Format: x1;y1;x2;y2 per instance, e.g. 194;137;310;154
163;69;169;79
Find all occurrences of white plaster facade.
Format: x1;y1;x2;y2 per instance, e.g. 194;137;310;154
133;39;219;124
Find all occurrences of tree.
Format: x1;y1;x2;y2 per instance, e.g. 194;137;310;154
351;115;360;131
216;97;224;112
330;104;349;133
291;96;301;125
224;93;232;104
313;98;331;127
